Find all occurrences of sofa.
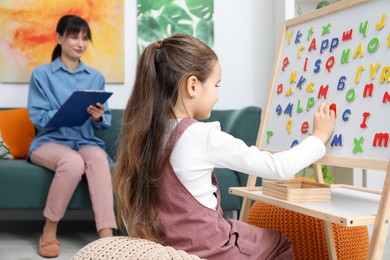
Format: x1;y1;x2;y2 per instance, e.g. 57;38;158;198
0;106;261;216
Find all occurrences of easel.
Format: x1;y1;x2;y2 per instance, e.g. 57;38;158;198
229;0;390;258
232;160;390;259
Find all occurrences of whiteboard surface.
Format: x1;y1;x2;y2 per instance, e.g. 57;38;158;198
260;0;390;168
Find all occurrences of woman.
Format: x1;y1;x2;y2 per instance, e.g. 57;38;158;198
28;15;116;258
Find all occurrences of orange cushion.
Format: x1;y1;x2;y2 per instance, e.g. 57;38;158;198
0;108;35;159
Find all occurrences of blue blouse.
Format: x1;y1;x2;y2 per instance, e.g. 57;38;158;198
27;58;112;161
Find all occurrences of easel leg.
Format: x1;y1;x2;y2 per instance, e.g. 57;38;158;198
314;163;337;259
323;221;337;260
367;161;390;259
239;175;258;221
313;163;324;183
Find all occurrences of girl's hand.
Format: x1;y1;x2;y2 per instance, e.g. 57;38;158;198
87;103;104;122
312;102;336;144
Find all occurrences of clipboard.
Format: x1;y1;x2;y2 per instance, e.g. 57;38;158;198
45;90;113;128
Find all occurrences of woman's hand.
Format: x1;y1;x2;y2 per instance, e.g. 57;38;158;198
312;102;336;144
87;103;104;122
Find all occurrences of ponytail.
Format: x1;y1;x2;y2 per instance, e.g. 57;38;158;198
51;44;61;61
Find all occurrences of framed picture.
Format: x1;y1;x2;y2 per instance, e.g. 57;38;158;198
0;0;124;83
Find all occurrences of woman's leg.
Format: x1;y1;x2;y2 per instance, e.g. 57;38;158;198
31;142;85;257
78;145;117;235
30;143;85;238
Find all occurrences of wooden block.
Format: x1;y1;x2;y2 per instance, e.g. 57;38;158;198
263;180;331;201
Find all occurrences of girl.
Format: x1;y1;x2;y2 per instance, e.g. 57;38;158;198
114;34;335;259
28;15;116;258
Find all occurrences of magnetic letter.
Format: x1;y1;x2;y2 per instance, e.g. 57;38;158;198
322;23;331;36
320;39;329;54
306;97;315;112
296;76;306;90
341;48;351;64
287;31;293;44
301;121;309;134
290;70;298;83
346;88;357;103
285;87;294;96
325;56;335;73
382;92;390;103
353;43;364;59
380;66;390;84
318;85;329;99
331;134;343;147
297;100;303;113
359;20;369;37
342;109;351;122
370;62;381;80
337;76;347;91
276;105;282;116
314;59;321;73
282;57;290;71
376;13;387;31
284;103;294;117
308;38;317;52
342;29;353;41
307;27;314;41
330;103;337;116
367;37;380;54
373;133;389;147
360;112;370;128
297;46;305;58
295;30;303;44
291;140;299;148
306;82;315;93
266;131;273;144
286;119;294;134
277;83;284;94
329;38;339;52
353;137;365;154
363;83;374;97
304;57;309;71
355;66;365;84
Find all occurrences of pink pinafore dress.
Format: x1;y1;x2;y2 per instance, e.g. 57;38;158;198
157;119;293;260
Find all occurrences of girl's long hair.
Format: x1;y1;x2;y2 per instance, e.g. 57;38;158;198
113;34;218;243
51;15;92;61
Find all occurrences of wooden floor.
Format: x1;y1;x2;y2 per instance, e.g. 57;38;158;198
0;216;389;259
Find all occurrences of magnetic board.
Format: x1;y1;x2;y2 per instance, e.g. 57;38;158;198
259;0;390;169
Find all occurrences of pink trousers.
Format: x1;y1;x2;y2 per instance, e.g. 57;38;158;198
30;142;117;232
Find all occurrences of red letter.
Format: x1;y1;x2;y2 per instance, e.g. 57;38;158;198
318;84;329;99
301;121;309;134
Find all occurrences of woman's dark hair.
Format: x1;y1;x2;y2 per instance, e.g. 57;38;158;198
51;15;92;61
113;34;218;243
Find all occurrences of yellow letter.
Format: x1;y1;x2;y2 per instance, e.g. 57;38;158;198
370;62;381;80
380;66;390;84
355;66;365;84
376;13;387;31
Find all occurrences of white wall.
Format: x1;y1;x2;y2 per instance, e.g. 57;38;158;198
0;0;280;110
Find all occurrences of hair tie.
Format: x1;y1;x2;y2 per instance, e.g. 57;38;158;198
156;40;163;49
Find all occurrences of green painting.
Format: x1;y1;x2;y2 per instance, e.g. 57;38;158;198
137;0;214;55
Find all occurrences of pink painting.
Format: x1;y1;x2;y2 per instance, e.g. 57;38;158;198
0;0;124;83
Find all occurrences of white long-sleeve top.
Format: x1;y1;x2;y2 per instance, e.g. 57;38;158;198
168;120;326;210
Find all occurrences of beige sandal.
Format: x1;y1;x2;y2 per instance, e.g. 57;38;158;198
38;236;60;258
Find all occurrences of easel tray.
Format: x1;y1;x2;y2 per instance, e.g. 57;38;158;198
262;180;331;202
